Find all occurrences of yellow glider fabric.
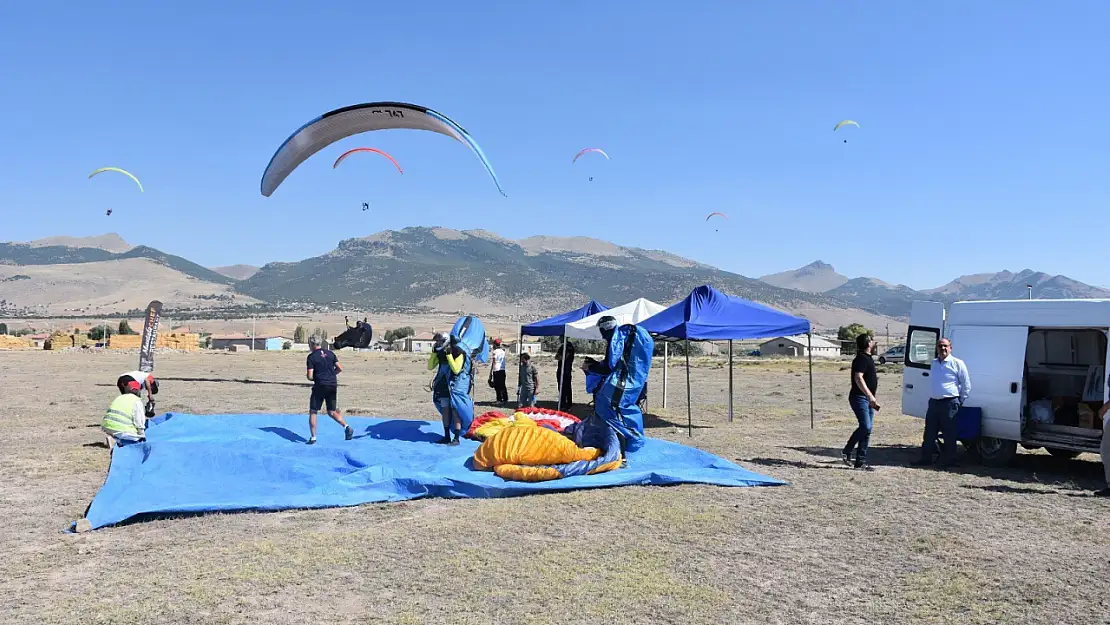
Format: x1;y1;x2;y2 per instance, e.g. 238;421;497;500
88;167;144;193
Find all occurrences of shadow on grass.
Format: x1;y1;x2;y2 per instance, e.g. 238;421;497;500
789;444;1106;491
96;377;309;388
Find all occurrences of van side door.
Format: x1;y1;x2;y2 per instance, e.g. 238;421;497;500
902;301;945;418
945;325;1027;441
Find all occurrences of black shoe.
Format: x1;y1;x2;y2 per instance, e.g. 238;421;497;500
1093;488;1110;497
842;451;853;467
854;462;874;471
448;438;460;446
435;436;451;445
306;437;316;445
344;426;354;441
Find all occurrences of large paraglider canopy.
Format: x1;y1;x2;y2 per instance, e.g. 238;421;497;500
260;101;505;197
332;147;403;174
89;167;143;193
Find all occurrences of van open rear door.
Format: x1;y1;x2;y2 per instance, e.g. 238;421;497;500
902;301;945;418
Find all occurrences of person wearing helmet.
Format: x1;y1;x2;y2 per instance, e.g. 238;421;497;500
582;315;620;378
427;332;465;444
102;379;149;448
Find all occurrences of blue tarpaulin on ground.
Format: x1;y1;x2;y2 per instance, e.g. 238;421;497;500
521;300;609;337
638;284;811;340
81;413;784;530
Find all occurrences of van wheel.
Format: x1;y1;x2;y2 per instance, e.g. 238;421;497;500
1045;447;1081;460
976;437;1018;467
878;356;887;364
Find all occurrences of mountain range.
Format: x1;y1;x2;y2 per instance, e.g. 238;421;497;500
759;261;1110;317
2;231;1106;324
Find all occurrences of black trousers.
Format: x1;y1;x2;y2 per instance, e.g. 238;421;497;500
557;367;573;407
492;370;508;403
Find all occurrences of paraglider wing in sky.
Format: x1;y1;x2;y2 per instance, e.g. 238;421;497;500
261;102;505;197
833;120;860;132
88;167;143;193
332;147;404;174
705;211;727;221
572;147;610;163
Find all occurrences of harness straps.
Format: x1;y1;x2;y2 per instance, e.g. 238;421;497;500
610;328;638;410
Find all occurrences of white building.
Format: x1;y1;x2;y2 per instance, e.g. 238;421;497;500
759;334;841;358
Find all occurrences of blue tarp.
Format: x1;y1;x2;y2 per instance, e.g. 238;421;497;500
638;284;811;340
80;413;784;530
521;300;609;337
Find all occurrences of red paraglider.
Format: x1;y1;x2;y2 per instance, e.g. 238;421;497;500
332;147;404;174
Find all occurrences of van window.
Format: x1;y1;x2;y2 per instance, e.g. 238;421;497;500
906;327;938;368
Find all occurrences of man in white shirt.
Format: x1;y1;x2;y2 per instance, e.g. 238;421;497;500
915;338;971;467
489;339;508;405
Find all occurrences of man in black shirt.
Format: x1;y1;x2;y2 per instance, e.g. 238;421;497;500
305;335;354;445
843;333;880;470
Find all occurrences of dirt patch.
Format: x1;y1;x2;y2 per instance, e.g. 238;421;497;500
2;351;1107;624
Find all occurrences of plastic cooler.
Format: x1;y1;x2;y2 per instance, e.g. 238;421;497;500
954;406;983;440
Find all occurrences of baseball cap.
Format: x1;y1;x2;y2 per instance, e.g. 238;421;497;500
126;380;142;392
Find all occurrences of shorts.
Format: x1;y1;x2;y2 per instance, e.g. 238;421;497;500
310;385;338;413
435;397;451;412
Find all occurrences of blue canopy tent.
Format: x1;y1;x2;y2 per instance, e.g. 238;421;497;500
520;300;609;338
518;301;609;407
639;285;814;437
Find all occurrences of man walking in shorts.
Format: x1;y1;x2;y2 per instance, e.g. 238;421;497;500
306;335;353;445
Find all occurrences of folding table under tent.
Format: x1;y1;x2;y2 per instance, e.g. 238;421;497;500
637;284;814;436
558;297;667;411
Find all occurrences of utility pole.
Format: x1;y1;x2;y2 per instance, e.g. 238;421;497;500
885;323;890;350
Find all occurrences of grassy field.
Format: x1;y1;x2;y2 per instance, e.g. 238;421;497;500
2;350;1107;624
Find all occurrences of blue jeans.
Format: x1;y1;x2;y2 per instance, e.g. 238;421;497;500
921;397;960;464
844;395;874;463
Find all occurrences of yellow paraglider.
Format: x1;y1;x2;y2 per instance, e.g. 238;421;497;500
88;167;144;193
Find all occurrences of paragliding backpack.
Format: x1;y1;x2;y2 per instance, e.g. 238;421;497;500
596;325;654;413
450;315;489;395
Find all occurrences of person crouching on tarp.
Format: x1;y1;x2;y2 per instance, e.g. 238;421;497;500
428;332;463;444
102;380;148;449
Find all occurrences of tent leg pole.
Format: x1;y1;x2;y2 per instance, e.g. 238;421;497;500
728;340;734;423
663;342;669;410
558;334;567;412
685;339;692;438
808;331;815;430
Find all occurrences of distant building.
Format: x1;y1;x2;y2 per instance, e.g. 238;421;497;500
399;332;439;353
509;341;543;356
759;335;841;358
209;335;292;351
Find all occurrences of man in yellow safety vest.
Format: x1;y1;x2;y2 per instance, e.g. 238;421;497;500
102;379;149;448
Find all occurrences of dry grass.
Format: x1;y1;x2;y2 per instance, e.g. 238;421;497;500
2;350;1108;624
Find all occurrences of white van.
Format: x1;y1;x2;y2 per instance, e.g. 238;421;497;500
902;299;1107;466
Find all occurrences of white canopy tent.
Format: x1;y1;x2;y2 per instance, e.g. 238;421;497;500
564;298;667;340
557;298;667;411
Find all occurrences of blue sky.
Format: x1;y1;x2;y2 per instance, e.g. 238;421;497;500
1;1;1108;290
